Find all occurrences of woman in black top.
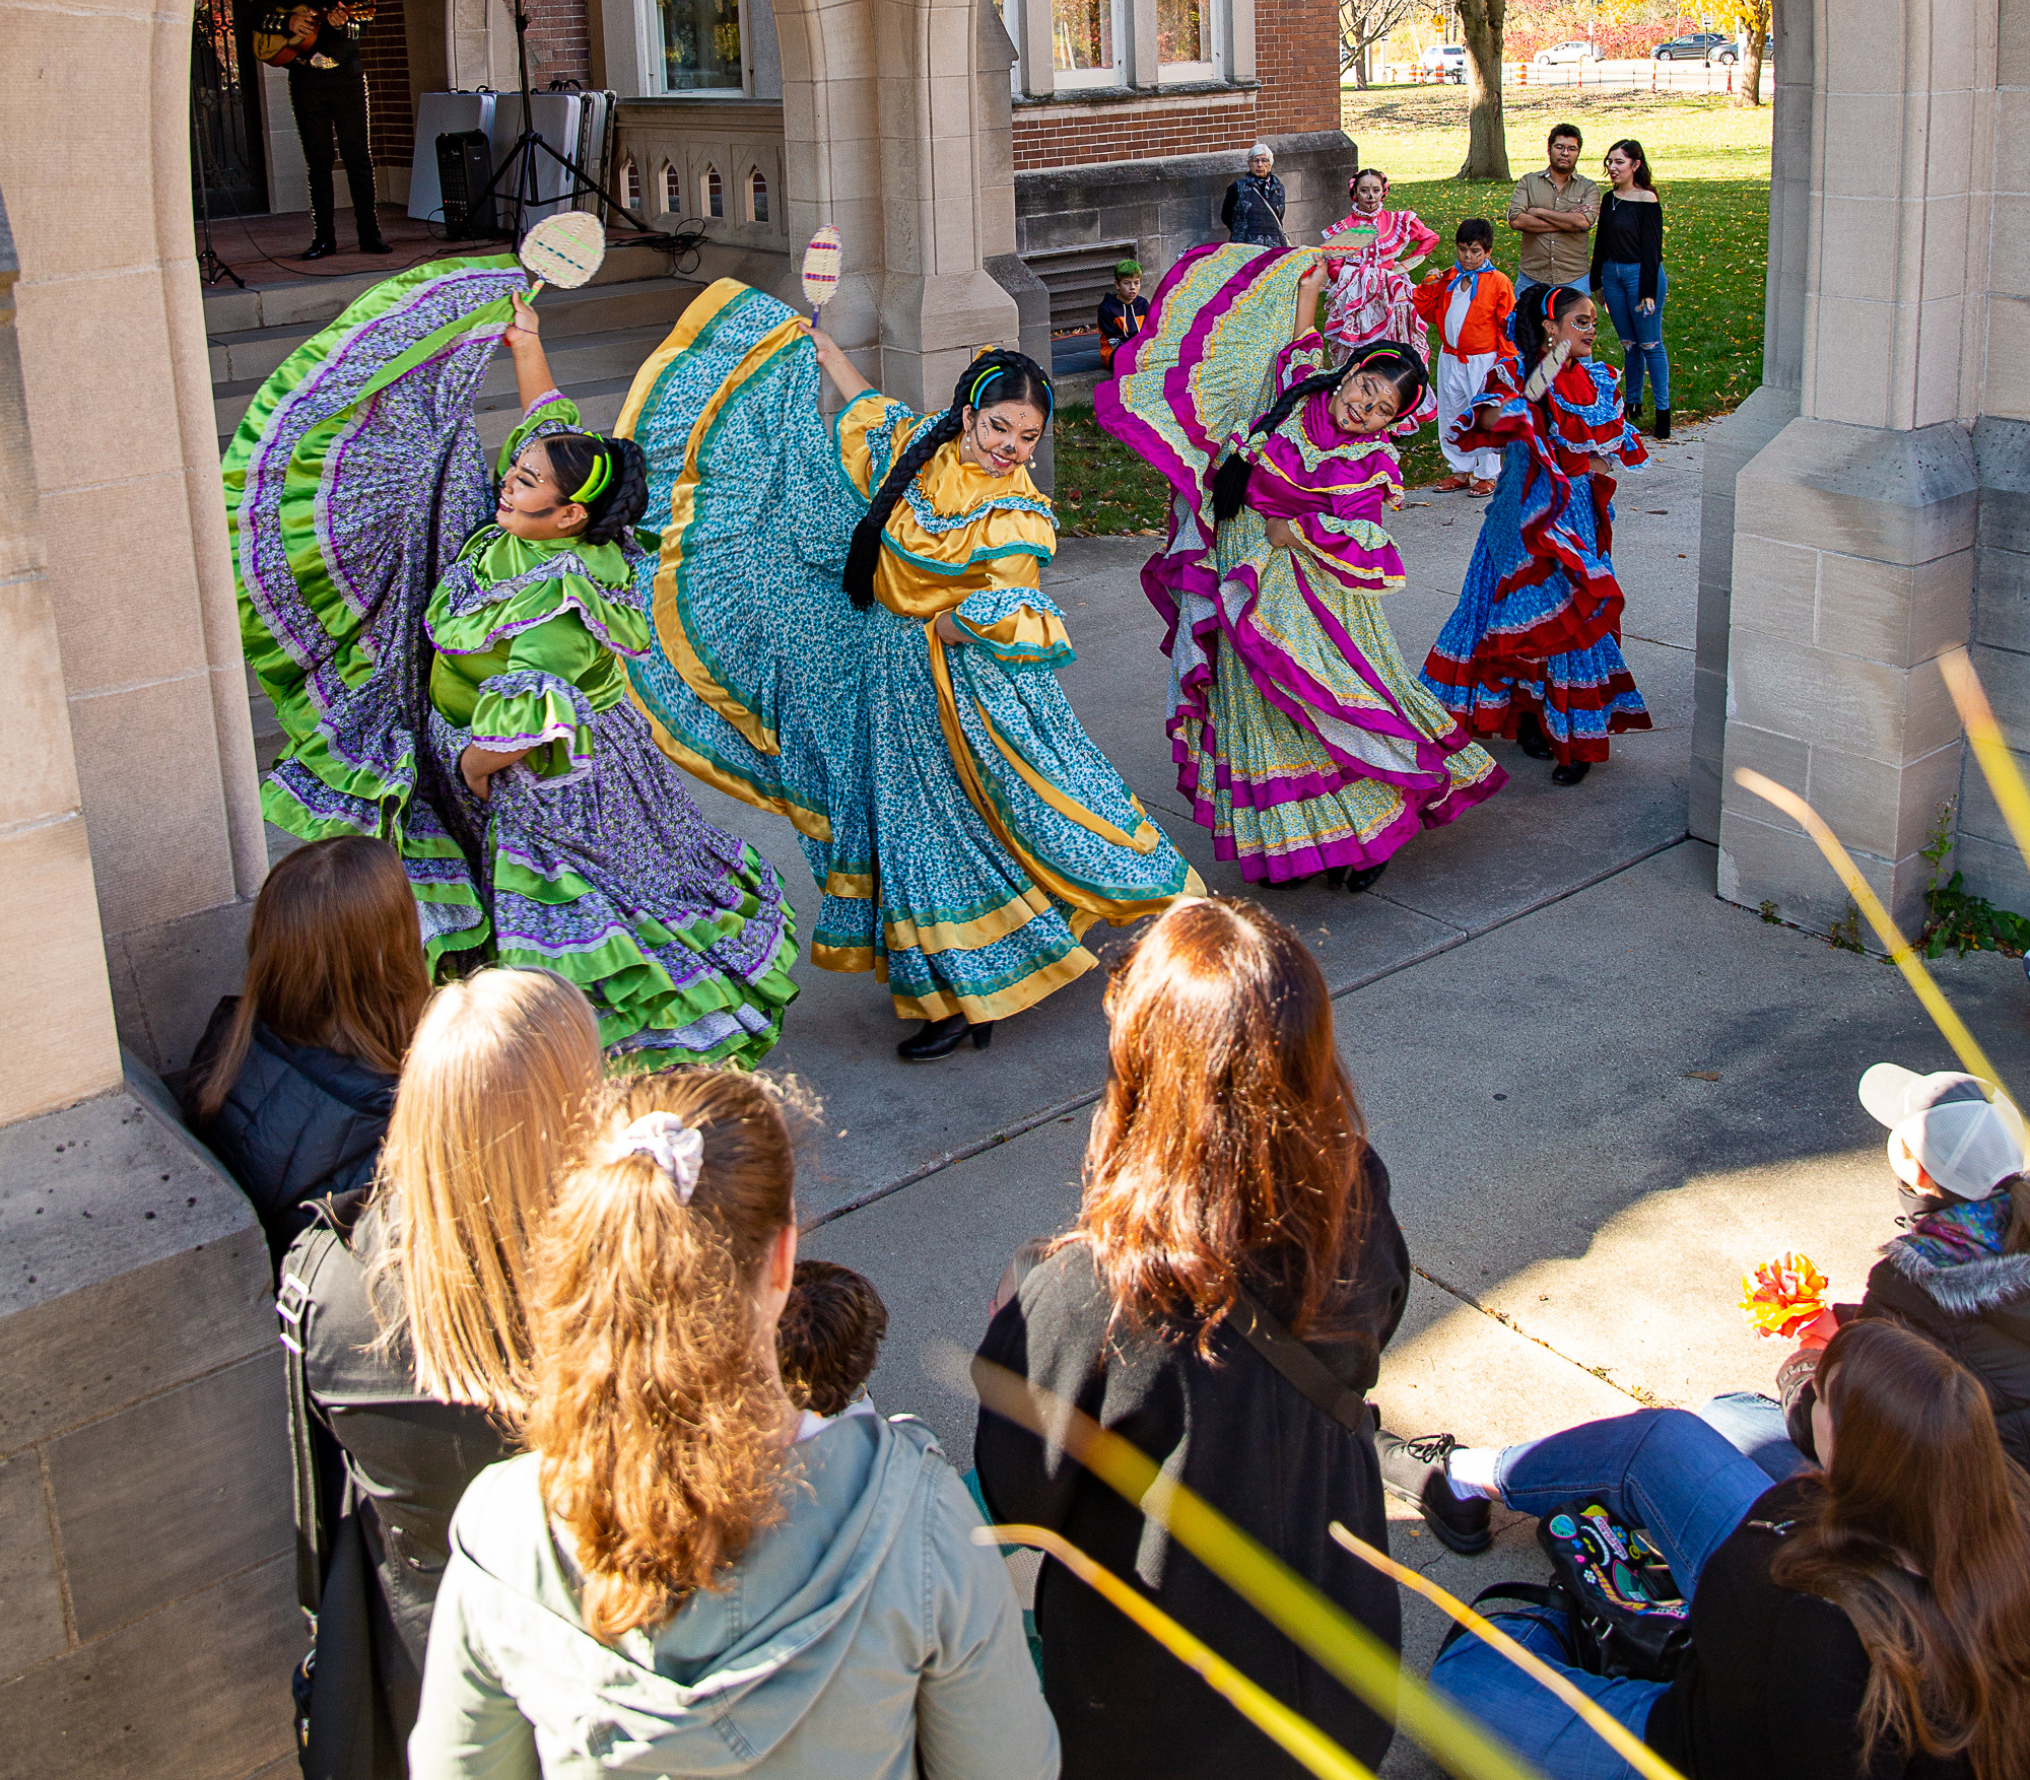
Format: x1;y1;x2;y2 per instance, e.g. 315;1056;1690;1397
1589;138;1669;436
1221;143;1288;247
183;836;427;1272
974;897;1410;1780
1421;1320;2030;1780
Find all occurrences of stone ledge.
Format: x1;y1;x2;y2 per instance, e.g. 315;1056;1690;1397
1735;414;1978;567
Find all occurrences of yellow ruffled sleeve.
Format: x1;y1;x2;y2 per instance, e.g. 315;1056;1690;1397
835;390;934;500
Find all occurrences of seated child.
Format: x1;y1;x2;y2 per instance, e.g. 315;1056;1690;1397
777;1258;889;1418
1411;218;1513;495
1097;259;1151;374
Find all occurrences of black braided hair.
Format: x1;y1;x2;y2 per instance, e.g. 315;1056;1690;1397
840;349;1053;611
1512;284;1592;370
1211;342;1430;522
540;433;650;546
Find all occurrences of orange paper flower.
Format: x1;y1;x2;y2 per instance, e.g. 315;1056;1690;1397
1740;1252;1830;1340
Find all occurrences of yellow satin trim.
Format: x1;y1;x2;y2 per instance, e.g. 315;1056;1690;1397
812;941;878;975
971;699;1161;855
890;945;1098;1024
824;870;875;899
618;279;807;759
625;684;832;843
928;631;1199;922
958;606;1072;654
885;886;1053;956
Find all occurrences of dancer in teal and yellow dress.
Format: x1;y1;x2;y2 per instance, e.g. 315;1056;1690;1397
225;260;796;1064
617;279;1200;1062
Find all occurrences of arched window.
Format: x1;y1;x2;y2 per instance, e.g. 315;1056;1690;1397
745;166;769;223
659;161;681;215
701;166;724;218
621;157;640;212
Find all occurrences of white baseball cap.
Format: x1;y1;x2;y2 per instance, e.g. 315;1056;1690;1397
1858;1063;2026;1202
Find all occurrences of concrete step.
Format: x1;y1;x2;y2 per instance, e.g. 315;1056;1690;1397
199;237;680;336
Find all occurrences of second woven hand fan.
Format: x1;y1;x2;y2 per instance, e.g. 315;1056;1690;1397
802;224;842;324
520;211;608;298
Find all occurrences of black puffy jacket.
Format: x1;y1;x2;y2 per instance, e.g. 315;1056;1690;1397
182;996;398;1271
1861;1233;2030;1473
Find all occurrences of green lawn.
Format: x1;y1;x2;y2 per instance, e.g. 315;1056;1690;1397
1056;84;1772;533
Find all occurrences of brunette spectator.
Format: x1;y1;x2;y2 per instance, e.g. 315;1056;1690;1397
777;1258;890;1416
973;897;1410;1780
1221;143;1287;248
1418;1321;2030;1780
1506;122;1599;304
410;1068;1056;1780
281;967;605;1780
183;835;427;1271
1590;137;1671;436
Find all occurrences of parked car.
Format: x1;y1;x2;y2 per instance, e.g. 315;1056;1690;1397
1652;30;1733;60
1534;38;1604;65
1420;43;1466;81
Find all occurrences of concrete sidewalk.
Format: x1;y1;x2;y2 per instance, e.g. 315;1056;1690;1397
698;424;2030;1776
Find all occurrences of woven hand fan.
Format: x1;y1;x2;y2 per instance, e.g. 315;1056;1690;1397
519;211;607;298
1317;221;1379;253
801;225;842;321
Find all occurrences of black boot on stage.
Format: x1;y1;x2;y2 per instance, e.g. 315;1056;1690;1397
1653;407;1671;440
896;1015;995;1063
1551;759;1592;786
301;233;340;260
1343;860;1389;894
1514;711;1555;760
357;228;393;255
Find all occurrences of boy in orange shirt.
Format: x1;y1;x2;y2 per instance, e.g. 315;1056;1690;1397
1413;219;1514;495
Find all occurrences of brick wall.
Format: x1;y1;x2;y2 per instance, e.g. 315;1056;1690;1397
360;0;413;168
1012;0;1339;172
526;0;592;83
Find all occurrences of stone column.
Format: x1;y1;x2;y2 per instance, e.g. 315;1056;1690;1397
1713;0;1987;937
5;0;267;1070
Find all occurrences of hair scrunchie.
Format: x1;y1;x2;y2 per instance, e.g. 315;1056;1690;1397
620;1111;703;1203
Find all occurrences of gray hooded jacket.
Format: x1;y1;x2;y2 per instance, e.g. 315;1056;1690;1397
409;1414;1057;1780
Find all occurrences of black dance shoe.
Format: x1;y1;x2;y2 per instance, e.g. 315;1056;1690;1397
1377;1427;1493;1555
1551;760;1592;786
1343;860;1389;894
1514;712;1555;760
357;233;394;255
896;1015;995;1062
301;236;340;260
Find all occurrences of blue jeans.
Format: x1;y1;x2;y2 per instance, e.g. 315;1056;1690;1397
1427;1409;1771;1779
1594;260;1670;411
1695;1391;1816;1482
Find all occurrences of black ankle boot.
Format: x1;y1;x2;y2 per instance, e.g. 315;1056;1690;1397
896;1014;995;1062
1653;407;1671;440
357;230;393;255
1343;859;1389;894
1551;759;1592;786
1514;711;1554;760
301;235;340;260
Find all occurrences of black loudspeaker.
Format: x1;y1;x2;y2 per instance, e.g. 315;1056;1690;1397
436;130;497;239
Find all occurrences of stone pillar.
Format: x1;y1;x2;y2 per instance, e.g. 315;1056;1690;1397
5;0;267;1071
0;178;293;1780
776;0;1021;411
1713;0;1987;937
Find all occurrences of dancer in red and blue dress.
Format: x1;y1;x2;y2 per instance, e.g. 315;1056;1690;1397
1420;284;1651;786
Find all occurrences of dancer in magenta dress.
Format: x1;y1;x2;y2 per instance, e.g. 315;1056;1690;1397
1100;245;1505;892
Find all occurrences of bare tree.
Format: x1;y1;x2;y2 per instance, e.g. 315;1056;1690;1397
1455;0;1510;180
1338;0;1419;90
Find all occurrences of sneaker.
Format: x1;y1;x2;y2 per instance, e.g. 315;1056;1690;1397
1376;1428;1493;1554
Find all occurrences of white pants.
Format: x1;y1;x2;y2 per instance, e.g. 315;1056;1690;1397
1436;349;1502;478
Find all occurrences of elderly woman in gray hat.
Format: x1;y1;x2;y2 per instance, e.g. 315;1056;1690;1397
1221;142;1287;247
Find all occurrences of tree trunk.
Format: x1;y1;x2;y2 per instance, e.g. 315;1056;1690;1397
1455;0;1510;180
1740;21;1769;106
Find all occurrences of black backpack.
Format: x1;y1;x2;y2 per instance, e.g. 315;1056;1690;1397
1534;1496;1692;1682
